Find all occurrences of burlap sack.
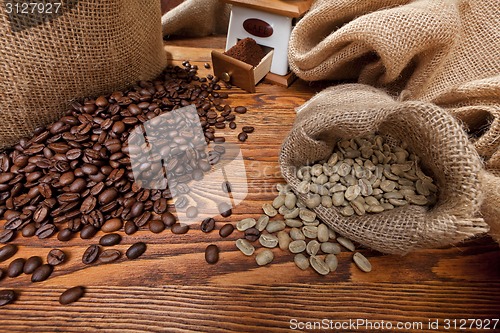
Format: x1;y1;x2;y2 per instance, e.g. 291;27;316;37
280;84;489;254
162;0;230;37
0;0;167;150
479;170;500;244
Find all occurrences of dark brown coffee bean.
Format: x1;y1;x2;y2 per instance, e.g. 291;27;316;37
242;126;255;133
7;258;25;277
80;225;97;239
57;228;74;242
21;223;36;237
23;256;43;274
149;220;165;234
213;137;225;143
234;106;247;114
46;249;66;266
171;223;190;234
133;211;151;227
219;223;235;238
218;202;232;217
161;212;176;227
228;121;237;129
0;244;17;262
101;218;123;233
69;178;87;193
0;290;16;307
82;245;100;264
98;188;118;205
59;286;85;305
222;181;232;193
81;163;99;175
186;206;198;218
124;221;138;235
99;233;122;247
0;230;15;243
153;198;168;214
238;132;248;142
126;242;146;260
68;218;82;232
244;227;261;242
200;218;215;233
36;224;57;239
31;264;53;282
33;205;49;223
98;249;121;264
205;244;219;264
130;201;144;218
80;196;96;215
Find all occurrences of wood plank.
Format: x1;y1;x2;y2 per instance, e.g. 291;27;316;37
222;0;313;18
0;37;499;333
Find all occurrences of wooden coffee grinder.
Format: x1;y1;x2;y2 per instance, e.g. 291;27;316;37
212;0;313;92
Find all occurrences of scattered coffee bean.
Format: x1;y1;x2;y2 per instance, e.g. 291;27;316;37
236;239;255;256
337;237;355;251
242;126;254;133
47;249;66;266
236;218;256;231
59;286;85;305
0;230;15;243
309;255;330;275
325;254;338;272
200;218;215;233
244;227;260;242
57;228;74;242
101;219;123;233
126;242;147;260
204;62;211;69
22;223;36;237
124;221;138;235
0;290;16;307
80;225;98;240
98;249;122;264
219;223;234;238
23;256;43;274
82;245;100;264
294;253;310;270
353;252;372;272
234;106;247;114
148;220;165;234
255;215;269;231
205;244;219;264
0;244;17;262
262;203;277;217
31;264;53;282
259;233;279;248
162;212;176;227
237;132;248;142
255;249;274;266
99;234;122;247
171;223;190;234
7;258;25;278
218;202;232;217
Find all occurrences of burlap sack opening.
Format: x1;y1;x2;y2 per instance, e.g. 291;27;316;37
280;84;488;255
1;0;167;150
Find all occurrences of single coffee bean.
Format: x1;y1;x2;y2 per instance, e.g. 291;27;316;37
353;252;372;272
234;106;247;114
59;286;85;305
21;223;36;237
221;181;232;193
229;121;237;129
0;244;17;262
149;220;165;234
244;227;260;242
57;228;74;242
255;249;274;266
237;132;248;142
126;242;146;260
36;224;57;239
186;206;198;218
23;256;43;274
200;218;215;233
171;223;189;234
242;126;254;133
98;249;122;264
235;239;255;256
82;245;100;264
218;202;232;217
205;244;219;264
99;233;122;247
47;249;66;266
7;258;25;277
162;212;176;227
31;264;53;282
0;290;16;307
153;198;168;214
80;225;98;239
124;221;138;235
0;229;15;243
101;218;123;233
219;223;234;238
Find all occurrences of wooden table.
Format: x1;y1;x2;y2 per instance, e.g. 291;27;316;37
1;37;499;333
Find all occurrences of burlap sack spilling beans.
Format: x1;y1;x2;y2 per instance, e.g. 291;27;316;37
280;84;489;254
0;0;167;150
162;0;230;37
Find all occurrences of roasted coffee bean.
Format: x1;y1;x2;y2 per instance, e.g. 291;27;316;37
98;249;122;264
171;223;189;234
237;132;248;142
59;286;85;305
219;223;234;238
218;202;232;217
101;218;123;233
200;218;215;233
82;245;100;264
153;198;168;214
205;244;219;264
162;212;176;227
98;188;118;205
0;290;16;307
124;221;138;235
80;225;98;239
21;223;36;237
133;211;151;227
47;249;66;266
31;264;53;282
23;256;43;274
0;230;15;243
149;220;165;234
35;224;57;239
229;121;237;129
0;244;17;262
126;242;146;260
244;227;260;242
222;181;232;193
99;233;122;247
234;106;247;114
7;258;25;277
242;126;254;133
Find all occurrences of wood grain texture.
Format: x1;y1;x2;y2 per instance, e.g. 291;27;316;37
0;36;499;333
